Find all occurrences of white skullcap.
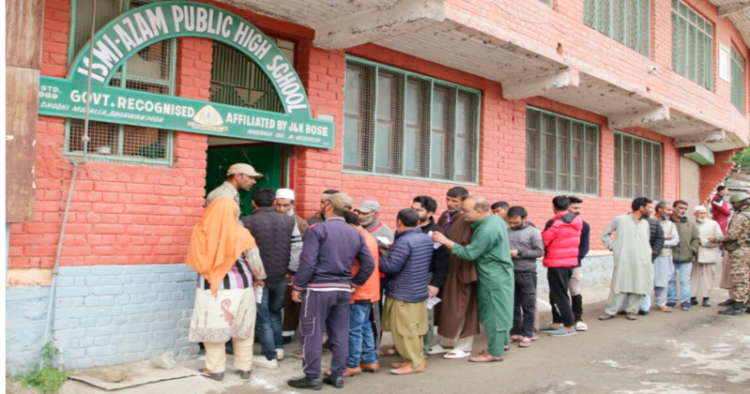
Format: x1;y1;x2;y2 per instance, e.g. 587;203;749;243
275;188;295;200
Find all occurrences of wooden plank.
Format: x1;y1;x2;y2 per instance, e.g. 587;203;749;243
6;67;39;223
6;0;45;69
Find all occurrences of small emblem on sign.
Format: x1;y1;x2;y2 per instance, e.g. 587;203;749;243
188;105;228;132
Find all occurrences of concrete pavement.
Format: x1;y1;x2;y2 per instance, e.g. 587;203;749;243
58;283;750;394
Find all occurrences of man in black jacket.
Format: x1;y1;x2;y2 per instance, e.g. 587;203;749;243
242;188;298;369
412;196;449;355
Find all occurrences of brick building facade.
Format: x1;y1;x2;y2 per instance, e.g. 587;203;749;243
6;0;749;371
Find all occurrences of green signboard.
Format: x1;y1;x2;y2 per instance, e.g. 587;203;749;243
39;1;334;149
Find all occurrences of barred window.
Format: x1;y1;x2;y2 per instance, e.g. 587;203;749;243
732;46;745;113
65;0;174;164
526;107;599;195
583;0;651;56
614;133;662;200
343;58;480;183
672;0;713;90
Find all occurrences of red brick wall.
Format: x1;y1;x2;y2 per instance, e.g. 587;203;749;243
700;150;738;204
294;43;682;250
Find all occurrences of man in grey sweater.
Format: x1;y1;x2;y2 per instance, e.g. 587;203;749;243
507;206;544;348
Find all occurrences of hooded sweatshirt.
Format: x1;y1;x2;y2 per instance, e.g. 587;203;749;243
508;224;544;273
542;211;583;268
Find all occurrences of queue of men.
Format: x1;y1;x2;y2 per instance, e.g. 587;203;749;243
191;164;750;389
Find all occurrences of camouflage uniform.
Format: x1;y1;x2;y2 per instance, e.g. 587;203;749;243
716;206;750;303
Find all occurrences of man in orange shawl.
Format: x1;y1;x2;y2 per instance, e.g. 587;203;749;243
187;198;266;381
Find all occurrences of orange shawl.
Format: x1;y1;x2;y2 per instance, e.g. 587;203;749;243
186;198;257;294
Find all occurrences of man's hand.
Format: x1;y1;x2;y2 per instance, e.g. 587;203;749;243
428;285;439;298
286;274;295;286
666;235;673;241
253;279;265;288
432;232;448;245
510;249;519;258
292;290;303;303
707;237;716;244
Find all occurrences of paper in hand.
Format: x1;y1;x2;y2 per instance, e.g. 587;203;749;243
375;236;392;246
426;296;441;310
255;286;263;304
427;231;441;249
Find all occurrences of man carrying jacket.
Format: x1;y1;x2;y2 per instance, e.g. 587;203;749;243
288;193;375;390
241;188;301;369
412;196;449;356
380;209;434;375
668;200;700;311
540;196;583;337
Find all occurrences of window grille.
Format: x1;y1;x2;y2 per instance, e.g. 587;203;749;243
614;133;661;200
671;0;713;90
210;39;295;113
525;107;599;195
732;46;745;113
66;0;175;165
343;57;480;183
583;0;650;56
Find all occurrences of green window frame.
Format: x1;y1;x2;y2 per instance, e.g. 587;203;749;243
525;107;599;195
732;46;745;113
671;0;713;90
583;0;651;57
64;0;175;165
343;56;481;184
614;132;662;201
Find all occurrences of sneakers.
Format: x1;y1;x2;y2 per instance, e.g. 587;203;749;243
702;298;712;307
548;327;577;337
637;310;650;316
253;356;279;369
666;301;677;308
681;301;691;311
539;324;560;332
575;321;588;331
690;297;699;306
276;349;285;361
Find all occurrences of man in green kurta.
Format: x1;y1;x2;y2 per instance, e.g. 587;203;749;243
433;195;514;363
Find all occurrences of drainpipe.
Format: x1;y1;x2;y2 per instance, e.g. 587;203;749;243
40;0;96;368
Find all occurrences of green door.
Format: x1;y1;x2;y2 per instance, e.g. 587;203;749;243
205;144;285;218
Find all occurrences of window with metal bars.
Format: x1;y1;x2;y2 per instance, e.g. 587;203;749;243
343;57;480;183
583;0;650;56
671;0;713;90
209;39;295;113
525;107;599;195
731;46;745;113
64;0;174;165
614;133;662;200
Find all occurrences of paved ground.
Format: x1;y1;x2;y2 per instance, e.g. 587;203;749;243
56;282;750;394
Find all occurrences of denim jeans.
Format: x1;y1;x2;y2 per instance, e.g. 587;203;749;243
668;261;693;304
347;302;378;367
257;278;287;360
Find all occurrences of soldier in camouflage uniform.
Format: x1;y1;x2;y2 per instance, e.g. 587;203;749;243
710;192;750;316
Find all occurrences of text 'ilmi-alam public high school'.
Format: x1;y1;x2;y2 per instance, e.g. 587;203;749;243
5;0;750;371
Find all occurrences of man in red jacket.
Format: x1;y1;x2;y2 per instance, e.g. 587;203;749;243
540;196;583;337
711;185;731;234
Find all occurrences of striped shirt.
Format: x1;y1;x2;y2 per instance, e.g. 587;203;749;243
197;248;266;290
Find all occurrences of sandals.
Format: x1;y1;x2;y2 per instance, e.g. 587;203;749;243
519;338;532;348
427;344;452;355
199;369;224;381
380;347;400;357
468;350;504;363
510;335;523;342
444;349;471;359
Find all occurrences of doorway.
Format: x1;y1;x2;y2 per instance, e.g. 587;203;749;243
205;137;288;217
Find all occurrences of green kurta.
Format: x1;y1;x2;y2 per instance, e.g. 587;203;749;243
451;215;514;335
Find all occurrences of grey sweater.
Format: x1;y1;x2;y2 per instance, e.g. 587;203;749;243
508;224;544;273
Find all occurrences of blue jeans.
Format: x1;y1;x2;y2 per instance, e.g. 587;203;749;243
257;278;287;360
668;261;692;304
347;302;378;367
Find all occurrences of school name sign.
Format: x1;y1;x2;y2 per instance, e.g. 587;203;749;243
39;1;334;149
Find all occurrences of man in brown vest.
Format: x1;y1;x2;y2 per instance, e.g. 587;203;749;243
428;187;480;359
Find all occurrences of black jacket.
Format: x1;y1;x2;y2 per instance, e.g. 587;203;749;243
242;207;296;282
419;218;449;288
647;217;665;261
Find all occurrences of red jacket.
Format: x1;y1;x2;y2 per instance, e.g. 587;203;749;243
711;195;731;234
351;229;381;304
542;211;583;268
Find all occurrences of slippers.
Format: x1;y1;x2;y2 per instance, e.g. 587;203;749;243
468;351;504;363
510;335;523;342
519;339;531;348
427;344;453;355
444;349;471;359
380;347;400;357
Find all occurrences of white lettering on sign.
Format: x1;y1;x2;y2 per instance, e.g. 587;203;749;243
266;55;307;112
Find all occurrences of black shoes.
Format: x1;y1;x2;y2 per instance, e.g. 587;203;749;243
288;378;323;391
637;310;650;316
718;302;745;316
718;298;734;306
239;370;252;380
702;298;711;307
323;375;345;389
690;297;699;306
